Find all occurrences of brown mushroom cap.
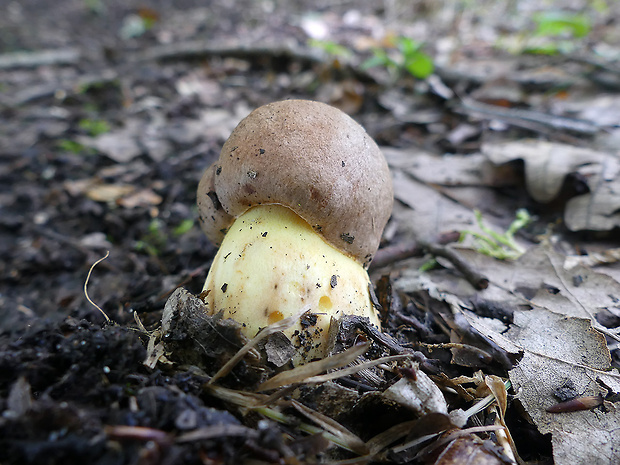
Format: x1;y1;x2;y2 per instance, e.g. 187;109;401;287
197;163;234;246
197;99;393;268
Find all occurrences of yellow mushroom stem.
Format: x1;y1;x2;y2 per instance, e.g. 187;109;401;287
202;204;381;365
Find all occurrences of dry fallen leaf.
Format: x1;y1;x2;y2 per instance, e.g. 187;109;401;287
555;93;620;128
79;119;144;163
482;140;620;231
434;244;620;335
505;308;620;465
564;181;620;231
383;147;498;187
383;370;448;417
117;188;163;208
86;183;135;203
389;169;478;242
393;240;620;463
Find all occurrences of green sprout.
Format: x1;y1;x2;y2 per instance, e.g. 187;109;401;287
419;258;439;272
362;36;434;80
173;218;194;237
460;209;531;260
524;11;592;55
308;39;353;59
135;219;167;257
79;118;110;137
135;218;194;256
56;139;94;155
533;11;591;39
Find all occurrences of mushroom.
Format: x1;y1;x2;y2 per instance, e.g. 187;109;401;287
197;99;393;364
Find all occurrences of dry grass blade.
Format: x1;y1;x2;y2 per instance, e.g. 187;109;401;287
366;412;457;457
365;420;428;456
485;376;519;463
290;399;369;455
304;354;413;384
206;384;365;453
176;424;259;442
204;384;269;409
257;342;370;391
412;425;505;458
207;304;311;385
84;250;111;323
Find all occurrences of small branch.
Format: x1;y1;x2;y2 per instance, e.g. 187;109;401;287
130;41;325;65
457;96;599;135
371;233;487;290
370;231;460;270
370;242;424;270
0;48;81;69
6;69;119;107
425;243;489;290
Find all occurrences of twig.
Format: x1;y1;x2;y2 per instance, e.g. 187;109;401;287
425;243;489;290
372;238;488;290
130;41;325;65
370;242;424;270
370;231;460;270
351;318;440;374
0;48;81;69
129;40;376;83
457;96;599;135
6;69;119;107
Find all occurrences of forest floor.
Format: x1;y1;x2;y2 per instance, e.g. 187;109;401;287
2;1;620;464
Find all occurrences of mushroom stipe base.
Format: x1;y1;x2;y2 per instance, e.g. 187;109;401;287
202;204;382;365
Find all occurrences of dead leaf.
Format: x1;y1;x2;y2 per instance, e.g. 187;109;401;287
555;93;620;128
383;147;498;187
117;188;163;208
505;308;620;465
86;183;135;203
483;140;620;232
522;248;620;339
564;181;620;231
386;148;528;255
382;371;448;416
439;244;620;336
430;433;512;465
564;248;620;270
390;170;478;242
483;140;617;202
80;121;143;163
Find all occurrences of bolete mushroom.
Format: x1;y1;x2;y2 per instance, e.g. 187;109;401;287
197;99;393;364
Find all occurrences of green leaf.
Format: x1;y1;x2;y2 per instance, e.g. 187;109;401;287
397;37;422;57
173;219;194;236
308;39;353;58
56;139;92;154
523;43;562;55
405;53;434;79
533;12;591;38
361;50;394;70
79;118;110;137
